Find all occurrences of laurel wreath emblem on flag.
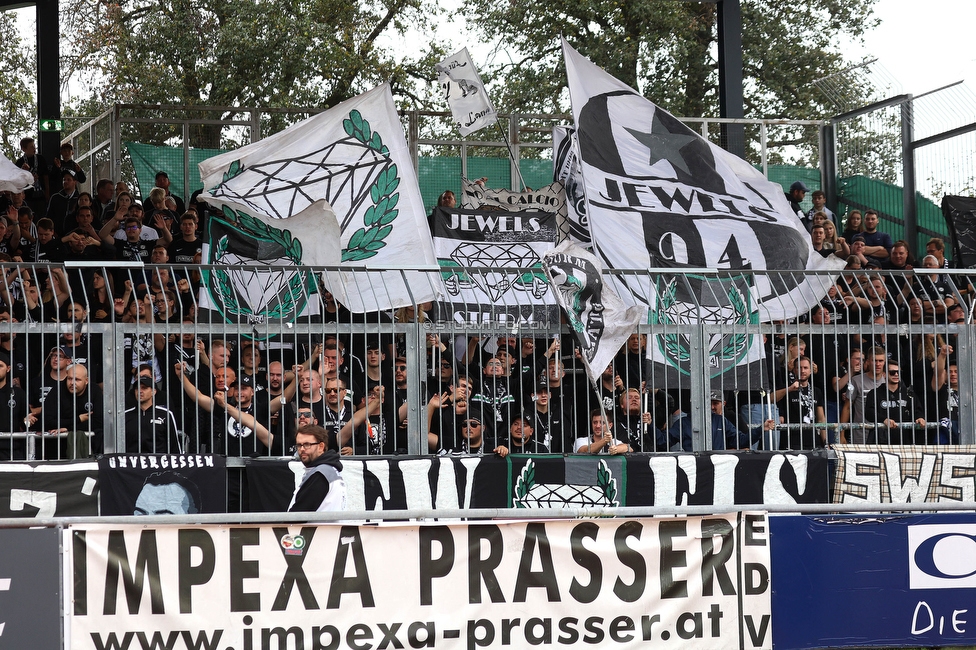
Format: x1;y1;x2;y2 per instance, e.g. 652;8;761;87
340;109;401;262
203;205;315;336
652;275;755;377
513;459;619;508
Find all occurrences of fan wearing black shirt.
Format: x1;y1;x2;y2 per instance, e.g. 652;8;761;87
864;360;926;445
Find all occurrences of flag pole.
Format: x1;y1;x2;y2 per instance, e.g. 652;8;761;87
495;120;526;191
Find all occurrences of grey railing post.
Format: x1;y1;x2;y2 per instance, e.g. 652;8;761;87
106;324;126;453
956;323;973;445
404;320;425;454
689;326;709;451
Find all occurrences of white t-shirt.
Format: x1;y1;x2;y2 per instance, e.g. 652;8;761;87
574;436;625;453
114;225;160;241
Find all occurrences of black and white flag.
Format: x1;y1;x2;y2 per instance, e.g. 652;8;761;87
433;206;558;324
460;176;567;217
543;240;643;384
436;47;498;136
199;84;442;313
563;40;842;381
552;126;591;247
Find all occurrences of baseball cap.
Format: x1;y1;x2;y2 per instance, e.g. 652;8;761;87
62;169;76;178
510;412;532;427
137;376;155;388
51;345;72;358
790;181;809;193
709;391;724;402
155;171;169;179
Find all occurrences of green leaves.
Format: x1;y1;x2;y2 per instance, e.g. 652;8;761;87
340;107;401;262
597;460;618;506
343;110;372;144
222;159;243;184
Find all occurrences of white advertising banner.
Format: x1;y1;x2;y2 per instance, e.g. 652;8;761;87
66;514;772;649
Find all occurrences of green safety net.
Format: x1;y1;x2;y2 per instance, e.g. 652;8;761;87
123;141;950;256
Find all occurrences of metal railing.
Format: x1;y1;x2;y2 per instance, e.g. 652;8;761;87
61;105;826;201
0;262;971;462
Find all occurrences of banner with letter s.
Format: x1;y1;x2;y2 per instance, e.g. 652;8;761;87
833;444;976;503
66;515;772;649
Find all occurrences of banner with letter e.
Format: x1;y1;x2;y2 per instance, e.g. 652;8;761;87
66;514;772;649
433;205;559;324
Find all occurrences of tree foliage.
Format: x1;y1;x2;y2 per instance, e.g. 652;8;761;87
61;0;447;143
465;0;879;162
0;13;38;160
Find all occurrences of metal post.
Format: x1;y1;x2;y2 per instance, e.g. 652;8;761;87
717;0;746;159
689;327;709;451
901;98;918;254
36;0;61;163
820;121;838;213
183;121;191;206
107;324;126;453
250;108;261;143
111;105;122;183
956;324;973;445
403;321;425;454
407;110;420;172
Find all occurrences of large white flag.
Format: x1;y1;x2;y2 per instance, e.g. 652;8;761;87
543;240;643;384
436;47;498;136
199;84;442;313
562;40;842;381
0;153;33;193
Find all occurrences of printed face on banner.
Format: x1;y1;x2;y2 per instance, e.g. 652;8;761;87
66;515;772;650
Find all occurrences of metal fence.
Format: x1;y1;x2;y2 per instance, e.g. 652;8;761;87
62;105;826;212
0;262;971;462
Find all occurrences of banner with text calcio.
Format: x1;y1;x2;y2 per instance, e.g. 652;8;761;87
65;515;772;650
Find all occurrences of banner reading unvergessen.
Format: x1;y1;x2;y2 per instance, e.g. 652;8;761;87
66;515;771;650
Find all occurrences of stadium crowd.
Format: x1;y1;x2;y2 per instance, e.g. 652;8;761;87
0;144;966;465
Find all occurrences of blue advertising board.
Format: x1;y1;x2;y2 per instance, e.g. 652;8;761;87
770;513;976;648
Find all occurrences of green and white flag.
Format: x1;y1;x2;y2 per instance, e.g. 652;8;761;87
543;240;643;384
199;199;342;333
199;84;442;313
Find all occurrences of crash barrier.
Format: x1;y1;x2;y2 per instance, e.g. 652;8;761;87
7;505;976;649
0;263;973;462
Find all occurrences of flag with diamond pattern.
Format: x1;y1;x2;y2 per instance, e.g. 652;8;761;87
542;240;643;384
432;206;559;324
563;39;842;384
199;83;442;313
198;199;342;335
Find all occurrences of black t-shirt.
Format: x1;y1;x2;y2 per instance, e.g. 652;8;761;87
168;237;202;265
116;238;156;263
777;383;824;450
207;401;266;457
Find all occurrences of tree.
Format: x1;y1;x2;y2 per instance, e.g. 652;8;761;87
61;0;448;145
0;12;39;160
464;0;879;164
